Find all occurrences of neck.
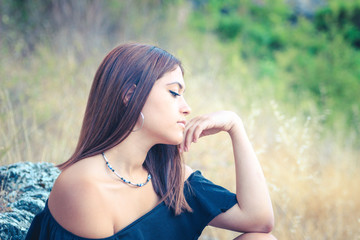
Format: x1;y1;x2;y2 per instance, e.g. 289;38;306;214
103;131;154;177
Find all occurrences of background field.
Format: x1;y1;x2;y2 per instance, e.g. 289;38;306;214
1;0;359;239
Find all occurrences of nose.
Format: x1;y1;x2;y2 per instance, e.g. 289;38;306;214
180;97;191;116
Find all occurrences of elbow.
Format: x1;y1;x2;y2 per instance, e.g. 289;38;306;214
261;218;274;233
247;210;275;233
256;211;275;233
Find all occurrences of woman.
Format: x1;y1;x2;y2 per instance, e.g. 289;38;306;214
26;43;275;240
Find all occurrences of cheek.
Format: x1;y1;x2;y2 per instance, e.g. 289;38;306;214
142;108;184;144
142;106;169;132
143;98;176;122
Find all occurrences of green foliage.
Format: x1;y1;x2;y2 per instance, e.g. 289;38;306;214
189;0;360;138
314;1;360;48
1;0;359;144
216;14;243;39
0;0;53;55
190;0;292;56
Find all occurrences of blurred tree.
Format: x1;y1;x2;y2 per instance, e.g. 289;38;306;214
0;0;54;55
188;0;360;139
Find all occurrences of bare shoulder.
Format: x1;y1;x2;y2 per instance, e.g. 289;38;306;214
48;156;113;238
184;164;194;180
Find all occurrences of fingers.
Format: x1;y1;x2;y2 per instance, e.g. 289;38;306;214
179;111;242;153
180;118;197;152
180;115;214;152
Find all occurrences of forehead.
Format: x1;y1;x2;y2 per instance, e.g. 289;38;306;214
155;66;185;88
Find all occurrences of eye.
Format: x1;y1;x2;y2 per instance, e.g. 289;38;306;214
169;90;181;97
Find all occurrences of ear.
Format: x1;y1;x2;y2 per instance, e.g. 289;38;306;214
124;84;136;106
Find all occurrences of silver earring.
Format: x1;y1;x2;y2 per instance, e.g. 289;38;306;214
132;112;144;132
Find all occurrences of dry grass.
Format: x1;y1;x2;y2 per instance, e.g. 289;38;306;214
185;93;360;239
181;50;360;239
1;29;360;240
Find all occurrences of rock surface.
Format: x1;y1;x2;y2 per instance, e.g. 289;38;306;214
0;162;60;240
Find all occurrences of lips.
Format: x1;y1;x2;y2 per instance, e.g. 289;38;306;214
177;120;186;128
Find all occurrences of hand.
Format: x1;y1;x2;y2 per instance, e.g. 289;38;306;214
179;111;242;152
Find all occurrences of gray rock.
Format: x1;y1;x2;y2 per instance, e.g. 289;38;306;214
0;162;60;240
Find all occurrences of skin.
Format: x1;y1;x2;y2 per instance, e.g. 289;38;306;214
180;112;275;233
48;66;275;239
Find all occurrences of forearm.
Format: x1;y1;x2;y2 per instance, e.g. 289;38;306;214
228;117;274;227
183;110;274;232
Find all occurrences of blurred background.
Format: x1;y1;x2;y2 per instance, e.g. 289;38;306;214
1;0;359;239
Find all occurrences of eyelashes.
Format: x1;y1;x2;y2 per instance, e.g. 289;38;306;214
169;90;181;97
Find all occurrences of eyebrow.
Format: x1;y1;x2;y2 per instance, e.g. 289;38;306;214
166;81;184;90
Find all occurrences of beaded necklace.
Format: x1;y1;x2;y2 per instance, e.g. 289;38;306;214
101;152;151;187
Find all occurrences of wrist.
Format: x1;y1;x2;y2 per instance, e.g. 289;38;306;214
227;114;244;137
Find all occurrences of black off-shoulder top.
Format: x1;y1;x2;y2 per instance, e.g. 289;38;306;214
25;171;237;240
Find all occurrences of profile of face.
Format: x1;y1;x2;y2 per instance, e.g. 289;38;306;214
140;66;191;145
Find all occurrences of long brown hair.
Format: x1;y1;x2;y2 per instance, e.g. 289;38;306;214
58;43;192;215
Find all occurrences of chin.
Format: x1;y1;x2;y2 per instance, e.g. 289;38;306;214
160;134;184;146
166;138;183;146
174;134;185;145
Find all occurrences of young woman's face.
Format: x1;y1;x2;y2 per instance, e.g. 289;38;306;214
141;66;191;145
